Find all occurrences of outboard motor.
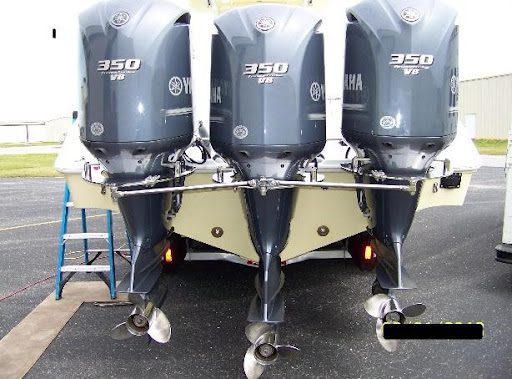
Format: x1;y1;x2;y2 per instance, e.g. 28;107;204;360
342;0;458;291
210;4;325;375
78;0;193;295
211;4;325;322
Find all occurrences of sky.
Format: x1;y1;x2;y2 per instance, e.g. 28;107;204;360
0;0;511;122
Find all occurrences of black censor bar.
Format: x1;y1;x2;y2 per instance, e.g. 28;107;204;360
383;323;484;340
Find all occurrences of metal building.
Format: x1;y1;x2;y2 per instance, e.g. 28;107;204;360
459;73;512;139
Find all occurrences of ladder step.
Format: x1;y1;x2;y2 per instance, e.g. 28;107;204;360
67;249;108;254
84;248;131;253
60;265;111;273
66;201;74;207
64;248;130;255
63;233;109;240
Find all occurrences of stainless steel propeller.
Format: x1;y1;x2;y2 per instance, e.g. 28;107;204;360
111;305;143;340
375;317;398;352
364;293;426;352
147;307;172;343
364;293;389;318
402;303;427;318
244;345;266;379
245;322;274;344
110;300;171;343
111;321;135;341
243;323;299;379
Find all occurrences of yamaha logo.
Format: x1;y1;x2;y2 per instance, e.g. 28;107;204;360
90;122;104;136
255;17;275;32
379;116;397;130
310;82;322;102
169;77;183;96
111;11;130;27
233;125;249;140
400;7;421;23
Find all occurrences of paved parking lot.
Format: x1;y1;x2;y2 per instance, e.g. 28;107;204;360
0;167;511;378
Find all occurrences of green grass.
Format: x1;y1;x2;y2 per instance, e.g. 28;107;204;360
473;139;508;155
0;154;58;177
0;141;61;148
0;140;506;178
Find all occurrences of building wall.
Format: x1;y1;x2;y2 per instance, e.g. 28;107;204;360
0;118;70;143
459;74;512;139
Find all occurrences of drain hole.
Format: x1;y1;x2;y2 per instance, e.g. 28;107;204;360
133;148;147;155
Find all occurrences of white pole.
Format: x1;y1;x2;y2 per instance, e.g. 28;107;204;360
496;125;512;263
502;129;512;243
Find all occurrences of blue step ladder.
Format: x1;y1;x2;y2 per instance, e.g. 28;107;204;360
55;183;117;300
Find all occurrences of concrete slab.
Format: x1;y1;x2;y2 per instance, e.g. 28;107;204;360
481;155;506;168
0;282;127;379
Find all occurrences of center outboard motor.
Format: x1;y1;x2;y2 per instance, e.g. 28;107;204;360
342;0;458;291
210;4;325;375
79;0;193;297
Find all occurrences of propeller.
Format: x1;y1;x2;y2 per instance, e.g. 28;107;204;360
147;307;172;343
111;321;134;341
110;300;171;343
402;303;427;318
244;345;266;379
375;317;398;352
364;293;390;318
111;305;143;340
245;322;274;344
243;323;299;379
364;293;426;352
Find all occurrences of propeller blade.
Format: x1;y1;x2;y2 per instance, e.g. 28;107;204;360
402;303;426;318
245;323;274;344
364;294;390;318
376;318;398;352
147;307;172;343
244;345;266;379
276;345;300;359
110;322;134;341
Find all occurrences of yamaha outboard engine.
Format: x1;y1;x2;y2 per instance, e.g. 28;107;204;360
210;4;325;375
79;0;193;295
342;0;458;291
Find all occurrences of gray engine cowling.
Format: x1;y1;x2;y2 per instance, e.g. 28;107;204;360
79;0;193;179
341;0;459;290
342;0;458;176
210;4;326;323
210;4;326;180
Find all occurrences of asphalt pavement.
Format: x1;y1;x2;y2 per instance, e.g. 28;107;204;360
0;167;510;378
